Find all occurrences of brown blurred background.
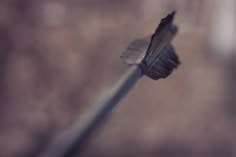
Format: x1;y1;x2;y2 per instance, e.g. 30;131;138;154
0;0;236;157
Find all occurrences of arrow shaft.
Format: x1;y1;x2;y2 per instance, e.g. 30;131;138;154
39;65;143;157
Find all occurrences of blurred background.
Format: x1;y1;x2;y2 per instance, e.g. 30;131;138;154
0;0;236;157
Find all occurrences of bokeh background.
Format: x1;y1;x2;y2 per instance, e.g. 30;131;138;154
0;0;236;157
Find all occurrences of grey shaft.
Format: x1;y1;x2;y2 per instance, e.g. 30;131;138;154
39;65;143;157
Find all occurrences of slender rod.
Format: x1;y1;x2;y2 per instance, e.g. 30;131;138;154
39;65;143;157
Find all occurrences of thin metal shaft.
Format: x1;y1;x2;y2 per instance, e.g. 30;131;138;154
39;65;143;157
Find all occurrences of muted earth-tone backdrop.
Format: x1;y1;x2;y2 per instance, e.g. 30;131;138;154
0;0;236;157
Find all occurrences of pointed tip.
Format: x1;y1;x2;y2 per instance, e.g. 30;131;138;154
165;11;176;21
168;10;176;19
161;10;176;23
171;10;176;16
